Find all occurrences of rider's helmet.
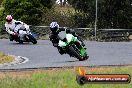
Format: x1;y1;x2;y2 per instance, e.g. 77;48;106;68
6;15;13;23
50;22;59;32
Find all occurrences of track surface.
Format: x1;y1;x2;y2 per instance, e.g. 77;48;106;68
0;39;132;69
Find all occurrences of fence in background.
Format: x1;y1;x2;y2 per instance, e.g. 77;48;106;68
98;29;132;42
30;26;132;41
30;26;95;40
1;25;131;41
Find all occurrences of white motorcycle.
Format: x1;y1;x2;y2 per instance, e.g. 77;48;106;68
11;30;37;44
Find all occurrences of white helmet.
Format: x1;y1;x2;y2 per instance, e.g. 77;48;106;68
50;22;59;31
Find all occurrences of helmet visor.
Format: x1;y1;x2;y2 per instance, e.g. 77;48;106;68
50;27;58;31
6;19;12;23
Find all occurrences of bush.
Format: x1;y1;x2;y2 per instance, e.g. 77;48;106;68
0;7;5;32
41;5;75;27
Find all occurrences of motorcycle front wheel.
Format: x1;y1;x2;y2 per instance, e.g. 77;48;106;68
68;45;85;61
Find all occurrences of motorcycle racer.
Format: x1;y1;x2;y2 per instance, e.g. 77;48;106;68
49;21;65;54
5;15;30;43
49;21;85;55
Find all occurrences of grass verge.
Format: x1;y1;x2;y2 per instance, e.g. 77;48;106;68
0;66;132;88
0;52;14;64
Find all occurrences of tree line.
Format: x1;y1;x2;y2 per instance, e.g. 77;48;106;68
68;0;132;29
0;0;132;32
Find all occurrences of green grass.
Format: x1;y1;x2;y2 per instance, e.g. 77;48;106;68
0;66;132;88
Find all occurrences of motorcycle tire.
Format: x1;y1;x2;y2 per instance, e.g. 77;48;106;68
19;40;23;44
27;34;37;44
68;46;85;61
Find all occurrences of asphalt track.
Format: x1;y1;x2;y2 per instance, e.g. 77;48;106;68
0;39;132;70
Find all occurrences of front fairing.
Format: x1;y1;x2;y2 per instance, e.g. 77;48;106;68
66;34;77;44
58;33;77;47
58;40;67;47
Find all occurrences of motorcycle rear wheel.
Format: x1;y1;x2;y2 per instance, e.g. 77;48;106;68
27;34;37;44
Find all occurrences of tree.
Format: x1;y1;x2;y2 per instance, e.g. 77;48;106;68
67;0;132;29
2;0;53;25
0;0;3;5
98;0;132;29
67;0;95;28
0;6;4;32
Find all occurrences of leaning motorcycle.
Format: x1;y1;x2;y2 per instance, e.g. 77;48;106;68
58;33;89;61
11;31;37;44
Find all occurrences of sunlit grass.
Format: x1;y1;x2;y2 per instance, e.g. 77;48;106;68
0;52;14;64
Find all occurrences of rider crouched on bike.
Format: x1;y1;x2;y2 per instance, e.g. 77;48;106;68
5;15;30;43
49;22;65;55
49;21;85;55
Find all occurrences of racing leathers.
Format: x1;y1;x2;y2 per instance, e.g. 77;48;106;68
49;27;66;55
5;19;30;41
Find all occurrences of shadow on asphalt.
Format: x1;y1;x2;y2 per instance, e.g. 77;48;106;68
55;60;80;63
8;42;36;45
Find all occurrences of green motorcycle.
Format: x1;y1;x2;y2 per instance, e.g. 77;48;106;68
58;33;89;61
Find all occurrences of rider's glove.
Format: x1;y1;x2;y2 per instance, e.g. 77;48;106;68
12;32;18;35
